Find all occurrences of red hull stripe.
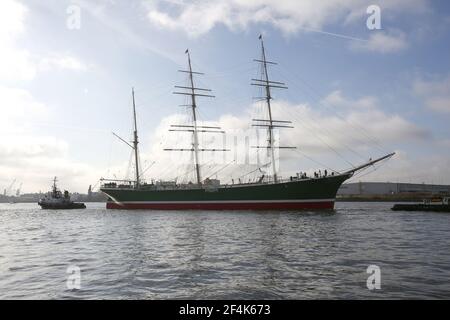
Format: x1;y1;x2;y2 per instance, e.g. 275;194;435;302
106;201;335;210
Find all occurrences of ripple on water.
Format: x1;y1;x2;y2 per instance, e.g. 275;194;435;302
0;202;450;299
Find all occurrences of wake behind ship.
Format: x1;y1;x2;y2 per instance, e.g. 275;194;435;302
100;36;393;210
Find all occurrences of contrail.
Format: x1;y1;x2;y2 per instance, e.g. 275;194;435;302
297;26;368;42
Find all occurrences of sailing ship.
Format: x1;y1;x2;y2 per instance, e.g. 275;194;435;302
100;36;394;210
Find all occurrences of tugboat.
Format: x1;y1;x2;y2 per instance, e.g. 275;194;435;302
38;177;86;209
392;197;450;212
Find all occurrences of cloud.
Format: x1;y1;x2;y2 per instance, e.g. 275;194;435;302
0;131;100;194
352;151;450;185
145;0;428;38
350;29;408;53
71;0;182;64
321;90;378;109
0;136;69;163
271;93;429;154
38;54;90;72
437;139;450;148
0;0;90;83
0;145;99;194
0;86;47;134
0;0;36;82
0;0;98;193
129;90;429;184
0;145;99;195
414;75;450;114
0;49;38;82
0;48;90;83
0;0;27;42
425;97;450;114
0;86;99;193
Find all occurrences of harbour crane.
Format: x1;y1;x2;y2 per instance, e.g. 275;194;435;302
5;179;16;197
16;182;23;197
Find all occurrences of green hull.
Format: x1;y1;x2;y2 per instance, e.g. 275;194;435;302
101;174;351;210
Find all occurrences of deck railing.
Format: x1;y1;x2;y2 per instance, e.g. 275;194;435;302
99;173;340;191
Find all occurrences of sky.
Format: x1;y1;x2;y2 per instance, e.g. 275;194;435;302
1;0;450;194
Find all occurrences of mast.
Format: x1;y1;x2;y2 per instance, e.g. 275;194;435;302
261;37;277;182
251;35;294;183
166;49;228;185
186;52;202;185
111;88;141;188
132;88;140;188
52;176;57;196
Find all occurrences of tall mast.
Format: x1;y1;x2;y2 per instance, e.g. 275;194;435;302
132;87;140;188
260;37;277;182
251;35;295;183
167;49;228;185
186;52;202;185
110;88;141;188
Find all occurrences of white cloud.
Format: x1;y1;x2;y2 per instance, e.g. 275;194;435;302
38;54;89;72
0;0;97;193
353;151;450;185
148;9;180;30
0;0;36;82
0;48;38;82
0;86;47;134
344;0;429;24
71;0;182;64
0;0;90;83
0;136;69;163
0;48;90;83
425;97;450;114
130;91;429;184
0;0;27;43
437;139;450;148
271;93;428;153
321;90;378;110
0;86;98;193
350;29;408;53
414;75;450;114
0;147;99;194
145;0;427;38
0;131;100;194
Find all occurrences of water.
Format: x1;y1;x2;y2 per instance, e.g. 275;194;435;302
0;202;449;299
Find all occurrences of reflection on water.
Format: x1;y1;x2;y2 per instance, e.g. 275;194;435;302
0;202;449;299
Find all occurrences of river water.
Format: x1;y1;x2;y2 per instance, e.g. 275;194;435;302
0;202;449;299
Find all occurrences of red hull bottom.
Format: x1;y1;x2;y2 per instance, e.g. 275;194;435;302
106;201;335;210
